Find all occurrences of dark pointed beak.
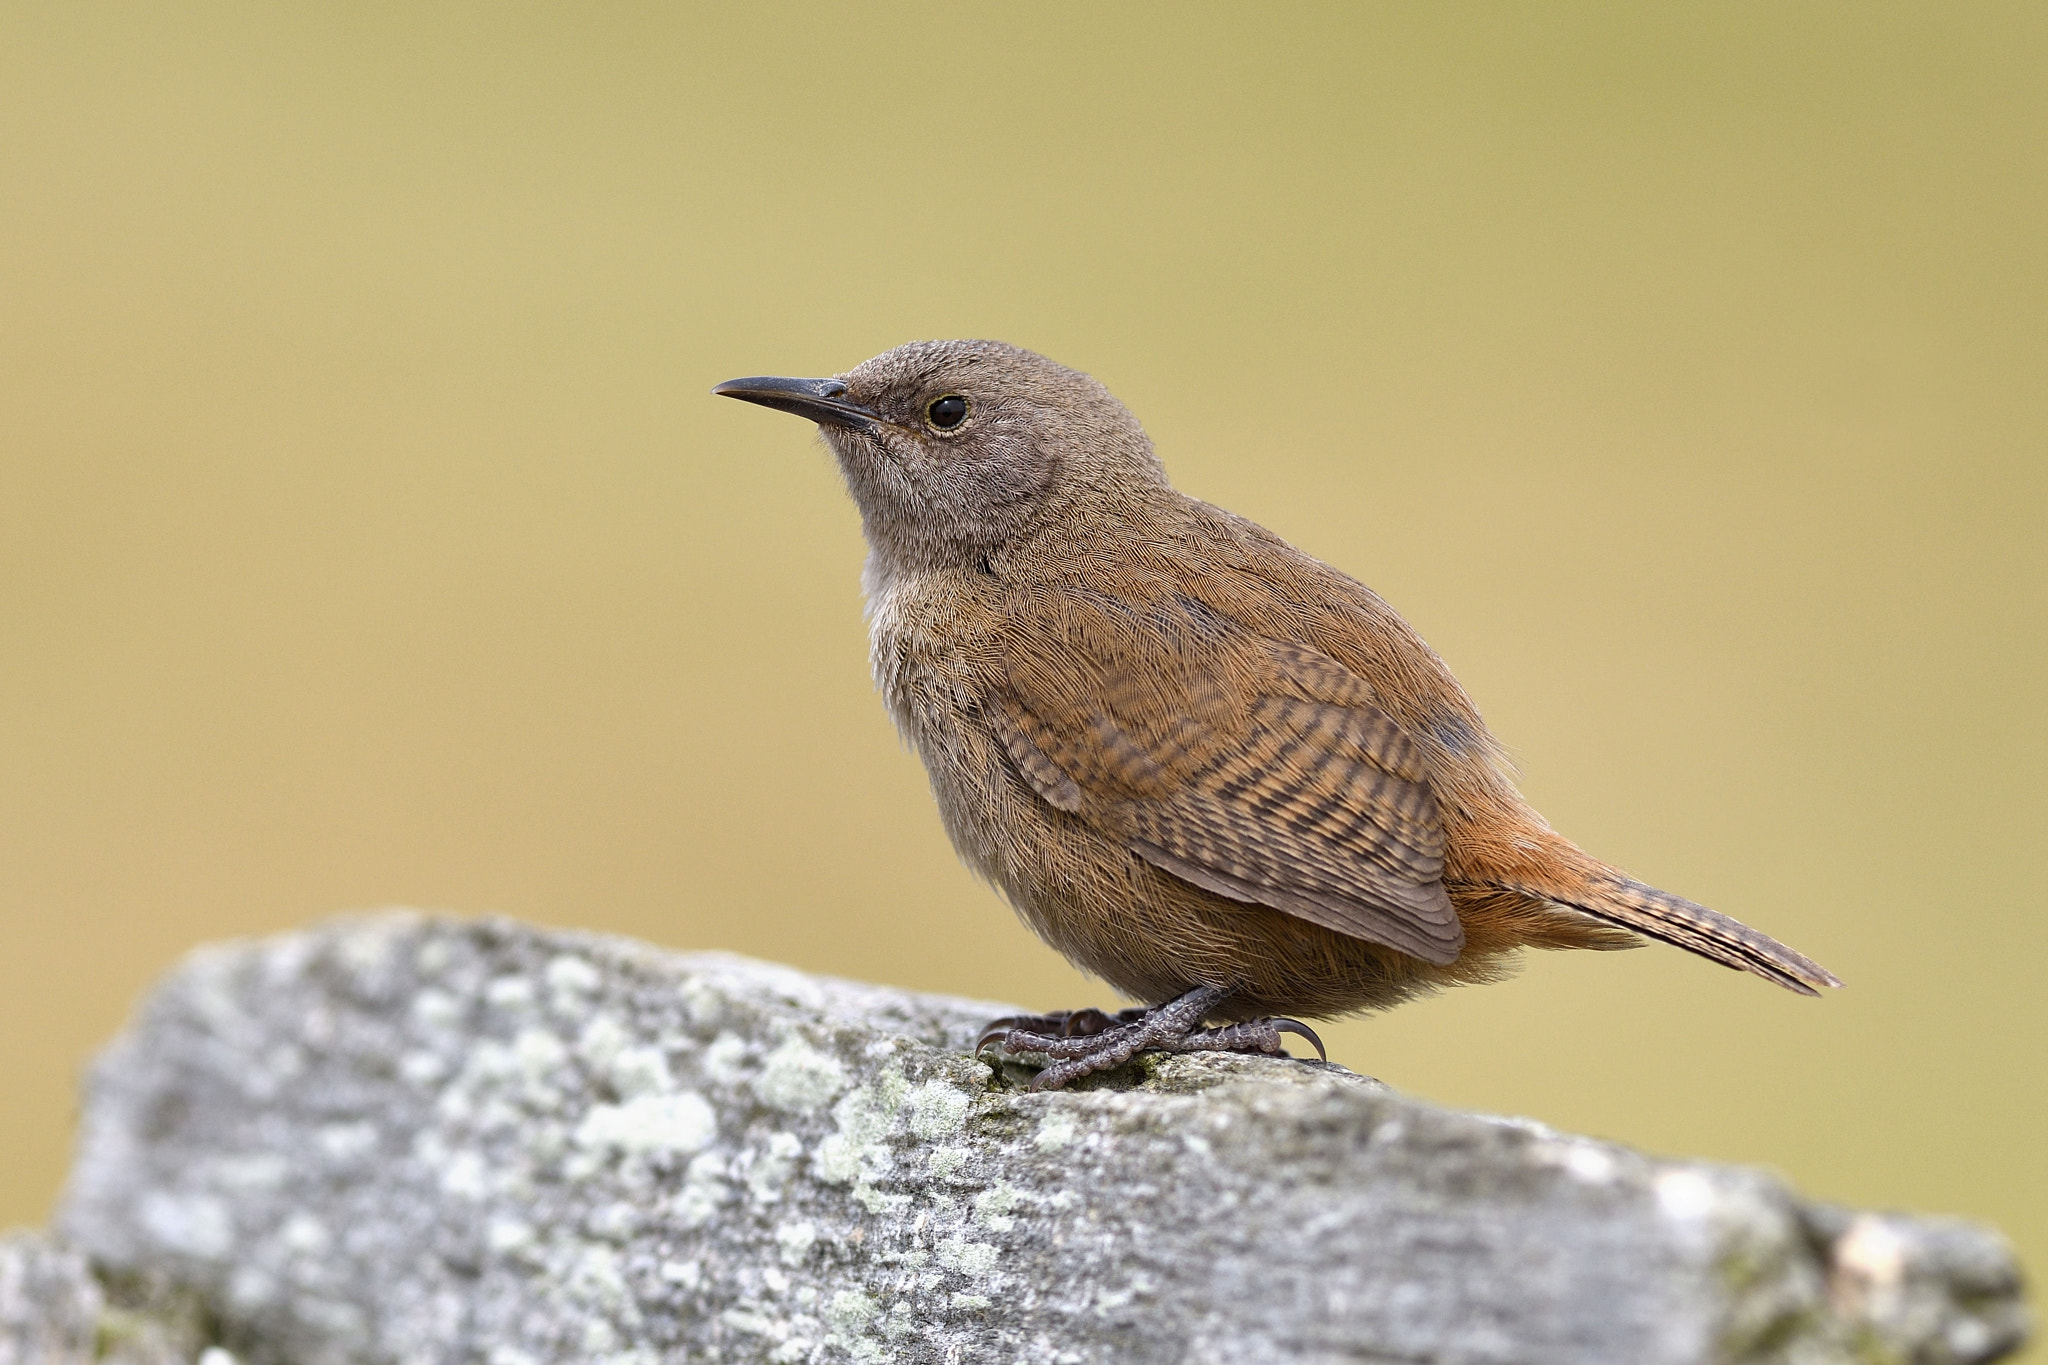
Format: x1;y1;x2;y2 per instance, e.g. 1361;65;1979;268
712;375;881;432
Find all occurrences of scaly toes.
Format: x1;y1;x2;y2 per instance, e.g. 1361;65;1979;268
975;1012;1073;1053
979;1026;1067;1058
976;987;1263;1090
1169;1016;1328;1062
1026;1057;1093;1092
974;1017;1025;1054
1025;1026;1152;1091
976;1003;1157;1057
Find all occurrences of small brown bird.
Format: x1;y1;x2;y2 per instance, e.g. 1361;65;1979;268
716;341;1840;1089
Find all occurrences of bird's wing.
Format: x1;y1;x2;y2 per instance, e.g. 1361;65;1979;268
992;591;1463;964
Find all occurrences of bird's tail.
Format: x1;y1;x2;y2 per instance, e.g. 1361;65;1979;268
1500;866;1842;996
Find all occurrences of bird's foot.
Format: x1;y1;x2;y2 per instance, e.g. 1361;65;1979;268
975;985;1326;1092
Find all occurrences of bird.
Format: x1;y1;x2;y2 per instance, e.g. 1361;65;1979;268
714;340;1840;1090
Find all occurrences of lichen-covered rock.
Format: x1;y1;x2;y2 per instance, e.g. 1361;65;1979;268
1;1232;99;1365
2;1217;226;1364
55;914;2028;1365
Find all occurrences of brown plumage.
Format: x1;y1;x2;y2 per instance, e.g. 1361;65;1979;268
715;341;1838;1080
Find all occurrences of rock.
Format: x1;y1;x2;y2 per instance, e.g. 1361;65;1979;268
1;1230;209;1365
0;1229;201;1365
1;1231;98;1365
53;913;2028;1365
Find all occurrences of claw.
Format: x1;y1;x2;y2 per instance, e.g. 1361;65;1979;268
977;1014;1060;1054
1026;1066;1068;1094
975;1018;1022;1054
1271;1017;1327;1062
1059;1008;1119;1037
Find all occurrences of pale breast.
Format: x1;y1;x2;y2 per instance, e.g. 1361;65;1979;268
860;562;1039;891
862;561;948;746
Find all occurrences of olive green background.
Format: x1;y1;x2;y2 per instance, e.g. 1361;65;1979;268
2;1;2041;1323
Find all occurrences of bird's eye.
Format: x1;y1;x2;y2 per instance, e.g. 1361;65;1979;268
926;395;969;430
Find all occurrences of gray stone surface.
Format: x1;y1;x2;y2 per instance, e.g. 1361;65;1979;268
0;1229;201;1365
52;913;2027;1365
1;1232;98;1365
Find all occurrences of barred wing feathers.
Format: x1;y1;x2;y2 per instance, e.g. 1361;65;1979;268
990;595;1464;965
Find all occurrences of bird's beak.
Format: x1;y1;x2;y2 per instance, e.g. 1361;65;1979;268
712;375;882;432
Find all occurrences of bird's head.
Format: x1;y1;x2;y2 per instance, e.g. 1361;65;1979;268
715;340;1166;575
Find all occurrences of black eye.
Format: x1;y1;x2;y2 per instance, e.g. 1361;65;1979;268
927;394;968;430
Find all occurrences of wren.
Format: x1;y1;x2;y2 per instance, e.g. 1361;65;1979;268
715;341;1839;1090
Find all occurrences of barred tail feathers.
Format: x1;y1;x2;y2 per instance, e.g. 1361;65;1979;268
1505;871;1842;996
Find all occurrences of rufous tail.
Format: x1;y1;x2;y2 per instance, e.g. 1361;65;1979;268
1502;870;1842;996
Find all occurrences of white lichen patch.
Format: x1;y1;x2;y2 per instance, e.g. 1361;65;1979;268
574;1092;716;1158
753;1037;849;1114
678;976;725;1028
881;1302;918;1339
514;1026;567;1073
513;1029;569;1105
137;1190;233;1259
934;1235;998;1277
208;1153;288;1192
399;1050;448;1088
1654;1169;1718;1221
336;919;405;974
971;1185;1021;1233
720;1307;778;1338
1033;1111;1078;1152
609;1045;675;1099
852;1185;912;1215
906;1079;971;1140
748;1131;806;1204
926;1146;971;1180
1831;1214;1910;1322
816;1068;910;1188
702;1032;751;1085
277;1213;330;1255
438;1150;490;1201
670;1151;728;1229
455;1040;520;1089
576;1015;628;1073
543;953;601;1001
774;1219;818;1266
485;1216;535;1256
484;976;536;1013
410;988;462;1030
586;1202;639;1242
1835;1216;1906;1286
826;1288;879;1332
566;1245;633;1315
318;1122;378;1161
1537;1140;1619;1185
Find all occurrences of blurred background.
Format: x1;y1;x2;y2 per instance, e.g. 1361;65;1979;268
1;0;2041;1322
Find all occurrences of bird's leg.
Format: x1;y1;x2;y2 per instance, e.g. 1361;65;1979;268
976;985;1327;1092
